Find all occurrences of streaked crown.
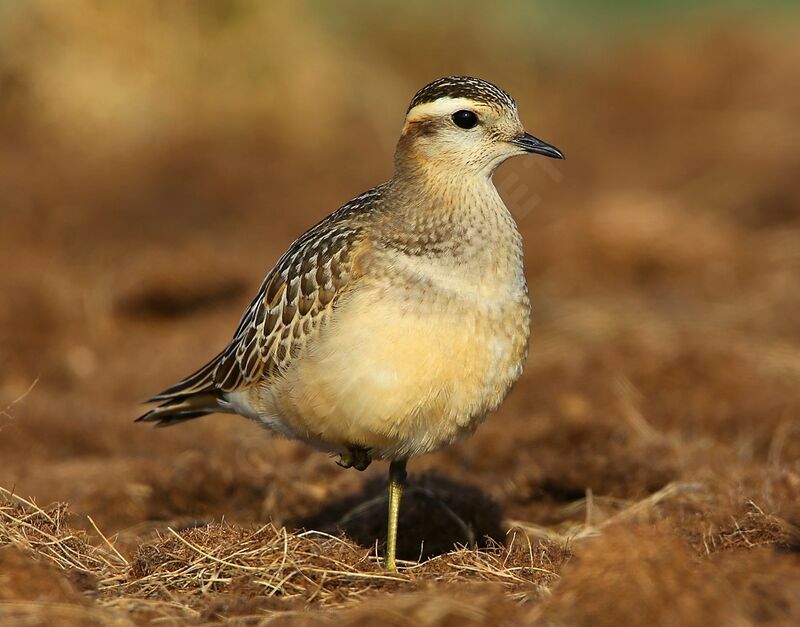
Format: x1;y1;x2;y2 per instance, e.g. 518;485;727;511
407;76;516;113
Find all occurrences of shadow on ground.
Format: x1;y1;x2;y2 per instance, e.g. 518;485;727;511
295;473;505;561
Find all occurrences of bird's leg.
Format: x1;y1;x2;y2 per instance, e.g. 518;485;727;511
385;458;408;572
337;446;372;471
336;451;354;469
352;447;372;471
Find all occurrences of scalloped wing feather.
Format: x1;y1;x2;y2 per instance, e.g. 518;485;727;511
145;187;382;405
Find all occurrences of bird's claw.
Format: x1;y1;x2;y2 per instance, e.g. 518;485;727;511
336;447;372;471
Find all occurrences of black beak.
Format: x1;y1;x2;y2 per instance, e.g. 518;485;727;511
510;133;565;159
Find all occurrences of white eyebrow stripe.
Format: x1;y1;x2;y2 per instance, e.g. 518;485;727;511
405;97;481;122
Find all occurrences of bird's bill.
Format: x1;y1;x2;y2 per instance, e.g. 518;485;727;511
510;133;565;159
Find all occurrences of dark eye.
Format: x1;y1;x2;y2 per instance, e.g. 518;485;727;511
452;110;478;129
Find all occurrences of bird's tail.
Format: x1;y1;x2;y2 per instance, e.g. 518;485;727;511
135;392;230;428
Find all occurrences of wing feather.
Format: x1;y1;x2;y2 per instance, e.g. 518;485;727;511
146;186;383;404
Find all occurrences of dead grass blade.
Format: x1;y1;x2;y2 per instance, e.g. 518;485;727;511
507;482;705;545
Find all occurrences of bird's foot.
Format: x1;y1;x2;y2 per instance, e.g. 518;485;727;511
336;446;372;471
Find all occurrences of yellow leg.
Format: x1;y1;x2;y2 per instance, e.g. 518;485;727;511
385;458;407;571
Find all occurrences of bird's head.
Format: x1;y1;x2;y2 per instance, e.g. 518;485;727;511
395;76;564;179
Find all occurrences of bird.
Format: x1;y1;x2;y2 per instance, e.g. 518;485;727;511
137;76;564;571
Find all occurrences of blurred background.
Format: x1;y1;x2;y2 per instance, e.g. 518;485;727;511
0;0;799;621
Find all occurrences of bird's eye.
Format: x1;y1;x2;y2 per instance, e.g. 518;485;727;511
451;110;478;129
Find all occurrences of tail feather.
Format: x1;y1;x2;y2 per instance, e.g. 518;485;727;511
146;357;221;403
136;392;231;427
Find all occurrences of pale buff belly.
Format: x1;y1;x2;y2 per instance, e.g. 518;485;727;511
244;284;530;459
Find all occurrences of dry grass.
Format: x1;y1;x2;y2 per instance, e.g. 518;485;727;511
2;478;797;624
0;485;568;622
